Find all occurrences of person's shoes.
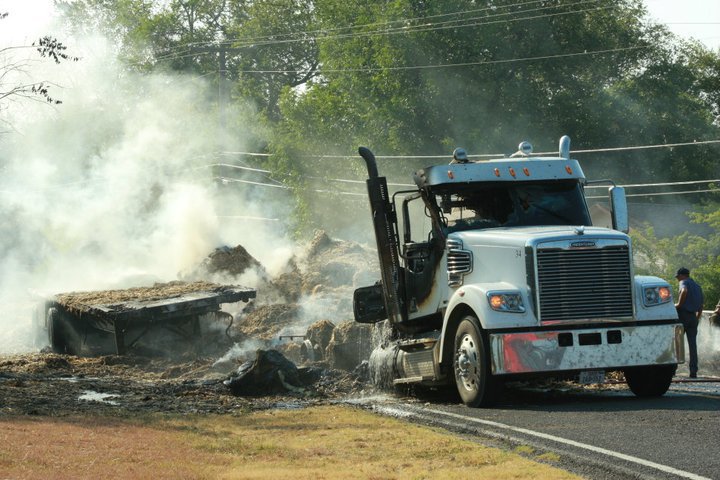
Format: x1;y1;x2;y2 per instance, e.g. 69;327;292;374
689;373;697;378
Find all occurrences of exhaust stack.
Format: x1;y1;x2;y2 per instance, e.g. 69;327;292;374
357;147;406;326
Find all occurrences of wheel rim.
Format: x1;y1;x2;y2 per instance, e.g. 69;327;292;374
455;332;480;392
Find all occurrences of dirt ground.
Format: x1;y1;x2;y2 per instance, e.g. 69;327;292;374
0;352;366;417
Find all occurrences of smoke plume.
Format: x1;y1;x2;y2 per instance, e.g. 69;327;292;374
0;21;293;352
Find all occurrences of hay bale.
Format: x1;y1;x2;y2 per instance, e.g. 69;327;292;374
54;281;224;314
237;304;300;341
325;321;373;371
305;320;336;358
201;245;265;277
266;260;304;302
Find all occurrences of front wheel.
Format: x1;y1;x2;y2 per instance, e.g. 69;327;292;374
453;316;500;407
623;364;676;397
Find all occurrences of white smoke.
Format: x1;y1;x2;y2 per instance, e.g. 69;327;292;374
696;315;720;377
0;21;294;352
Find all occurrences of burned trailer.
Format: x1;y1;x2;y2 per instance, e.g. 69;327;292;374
38;282;255;355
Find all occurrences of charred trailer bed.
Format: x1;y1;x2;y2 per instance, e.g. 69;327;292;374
41;283;255;355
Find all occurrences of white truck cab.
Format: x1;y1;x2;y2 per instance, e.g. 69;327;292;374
354;136;683;407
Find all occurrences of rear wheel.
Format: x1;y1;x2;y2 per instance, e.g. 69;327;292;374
624;364;676;397
453;316;500;407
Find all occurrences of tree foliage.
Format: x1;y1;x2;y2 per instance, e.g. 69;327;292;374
60;0;720;238
632;200;720;308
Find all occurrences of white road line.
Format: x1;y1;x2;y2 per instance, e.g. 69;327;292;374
380;405;712;480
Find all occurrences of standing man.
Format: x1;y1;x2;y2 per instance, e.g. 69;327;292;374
674;267;704;378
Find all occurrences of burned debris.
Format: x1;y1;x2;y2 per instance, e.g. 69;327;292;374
25;231;379;407
41;282;256;356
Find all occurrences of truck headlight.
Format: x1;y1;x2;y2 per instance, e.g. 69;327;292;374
487;292;526;313
642;286;671;307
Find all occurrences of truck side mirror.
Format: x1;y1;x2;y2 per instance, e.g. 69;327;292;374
609;186;629;233
353;284;387;323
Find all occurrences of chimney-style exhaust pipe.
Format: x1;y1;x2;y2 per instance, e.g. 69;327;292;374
559;135;571;159
358;146;379;178
356;146;406;327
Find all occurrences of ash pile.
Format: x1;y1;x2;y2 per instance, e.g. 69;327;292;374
186;231;380;396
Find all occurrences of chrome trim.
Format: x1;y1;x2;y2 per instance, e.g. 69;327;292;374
447;238;473;287
489;324;683;375
535;239;633;322
402;349;436;379
535;237;628;250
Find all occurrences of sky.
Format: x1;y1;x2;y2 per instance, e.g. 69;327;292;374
643;0;720;50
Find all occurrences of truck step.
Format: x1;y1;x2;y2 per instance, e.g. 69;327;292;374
397;337;438;352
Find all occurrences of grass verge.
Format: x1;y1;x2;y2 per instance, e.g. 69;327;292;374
0;405;579;479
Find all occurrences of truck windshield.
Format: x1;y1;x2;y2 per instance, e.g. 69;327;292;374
438;180;591;232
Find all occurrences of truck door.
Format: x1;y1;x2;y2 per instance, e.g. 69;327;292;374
400;193;445;325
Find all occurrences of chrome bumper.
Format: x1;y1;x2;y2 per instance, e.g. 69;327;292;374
489;323;684;375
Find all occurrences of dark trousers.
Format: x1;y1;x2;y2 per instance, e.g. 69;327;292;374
678;309;699;374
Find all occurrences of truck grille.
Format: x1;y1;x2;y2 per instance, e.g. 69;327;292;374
537;245;633;322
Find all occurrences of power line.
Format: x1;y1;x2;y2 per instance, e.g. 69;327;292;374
215;176;287;189
217;152;272;157
228;45;642;74
151;2;615;68
3;139;717;198
586;188;719;199
151;0;602;63
170;0;553;51
585;178;720;190
626;188;719;198
215;215;280;221
235;1;607;49
217;138;720;161
567;139;720;154
213;166;720;200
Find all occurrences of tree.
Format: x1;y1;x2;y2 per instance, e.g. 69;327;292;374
632;200;720;308
0;13;78;111
230;0;318;121
60;0;319;120
58;0;720;239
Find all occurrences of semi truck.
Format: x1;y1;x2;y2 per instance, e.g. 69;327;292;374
353;136;683;407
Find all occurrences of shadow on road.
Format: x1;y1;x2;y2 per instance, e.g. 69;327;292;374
385;379;720;413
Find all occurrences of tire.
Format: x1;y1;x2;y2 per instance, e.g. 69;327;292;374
453;316;501;407
624;364;677;397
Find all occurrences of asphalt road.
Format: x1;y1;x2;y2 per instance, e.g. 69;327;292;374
358;379;720;480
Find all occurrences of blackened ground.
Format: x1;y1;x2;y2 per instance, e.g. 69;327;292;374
0;352;368;416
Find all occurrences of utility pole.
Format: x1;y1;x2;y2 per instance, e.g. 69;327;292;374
190;45;242;138
218;45;227;132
